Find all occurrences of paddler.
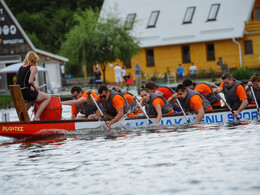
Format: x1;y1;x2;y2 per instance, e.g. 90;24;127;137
145;81;179;111
87;85;130;127
214;72;248;118
111;86;143;117
176;84;213;122
246;73;260;115
183;79;222;109
61;86;98;120
135;87;174;124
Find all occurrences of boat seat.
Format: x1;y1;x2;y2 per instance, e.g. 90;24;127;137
9;85;30;121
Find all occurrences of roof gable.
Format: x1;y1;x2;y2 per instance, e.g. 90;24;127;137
0;0;68;62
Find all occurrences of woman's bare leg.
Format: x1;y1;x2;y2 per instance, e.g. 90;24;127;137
34;91;51;120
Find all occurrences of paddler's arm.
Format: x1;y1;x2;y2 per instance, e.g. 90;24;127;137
86;90;100;104
168;93;177;104
155;90;164;97
233;98;248;118
105;107;124;127
245;81;252;93
195;107;205;122
213;86;223;94
61;97;87;106
154;103;162;124
210;83;218;89
71;114;77;120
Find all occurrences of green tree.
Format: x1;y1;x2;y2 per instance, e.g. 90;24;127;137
61;9;140;82
61;9;100;77
5;0;80;53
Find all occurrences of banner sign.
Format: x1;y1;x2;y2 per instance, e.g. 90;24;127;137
0;4;24;45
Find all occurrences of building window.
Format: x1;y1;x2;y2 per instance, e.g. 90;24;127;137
181;45;190;63
147;11;160;28
206;43;215;61
244;40;253;55
125;13;136;30
146;49;155;67
207;4;220;21
124;59;131;68
255;8;260;20
183;7;196;24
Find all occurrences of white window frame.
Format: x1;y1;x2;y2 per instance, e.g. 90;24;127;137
207;4;220;21
147;11;160;28
183;7;196;24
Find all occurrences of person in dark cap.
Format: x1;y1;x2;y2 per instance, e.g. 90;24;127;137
183;79;222;109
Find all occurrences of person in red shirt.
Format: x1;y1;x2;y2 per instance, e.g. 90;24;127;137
214;72;248;118
145;81;177;102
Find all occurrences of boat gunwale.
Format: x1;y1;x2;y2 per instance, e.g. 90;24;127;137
0;106;257;125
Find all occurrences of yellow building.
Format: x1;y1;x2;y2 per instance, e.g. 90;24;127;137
101;0;260;83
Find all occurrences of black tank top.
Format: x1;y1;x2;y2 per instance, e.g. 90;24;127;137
16;64;31;88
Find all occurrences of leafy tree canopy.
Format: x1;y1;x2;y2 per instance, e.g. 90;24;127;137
61;9;140;81
5;0;104;53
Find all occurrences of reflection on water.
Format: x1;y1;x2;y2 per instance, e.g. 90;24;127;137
0;108;260;194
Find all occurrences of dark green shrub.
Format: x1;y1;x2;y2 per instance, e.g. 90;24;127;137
198;70;206;79
231;67;252;80
210;67;217;81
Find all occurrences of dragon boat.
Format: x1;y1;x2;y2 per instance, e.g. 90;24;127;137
0;85;259;139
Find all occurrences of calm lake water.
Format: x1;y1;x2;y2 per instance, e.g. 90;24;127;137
0;106;260;195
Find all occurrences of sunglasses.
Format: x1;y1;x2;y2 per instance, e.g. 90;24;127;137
100;95;106;99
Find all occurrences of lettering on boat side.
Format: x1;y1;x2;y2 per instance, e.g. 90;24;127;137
2;126;24;131
227;111;259;122
124;110;259;126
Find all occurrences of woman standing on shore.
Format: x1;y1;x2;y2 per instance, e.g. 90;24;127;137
16;51;51;121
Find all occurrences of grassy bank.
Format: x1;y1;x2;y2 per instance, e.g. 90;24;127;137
0;95;13;109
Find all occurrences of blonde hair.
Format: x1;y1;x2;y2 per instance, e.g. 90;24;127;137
24;51;39;66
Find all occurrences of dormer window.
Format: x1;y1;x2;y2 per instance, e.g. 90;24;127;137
207;4;220;21
147;11;160;28
183;7;196;24
125;13;136;30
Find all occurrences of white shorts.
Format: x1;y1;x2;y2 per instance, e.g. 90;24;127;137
115;75;123;82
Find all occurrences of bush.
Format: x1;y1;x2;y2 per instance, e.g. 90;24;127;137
231;67;252;80
198;70;206;79
210;67;217;81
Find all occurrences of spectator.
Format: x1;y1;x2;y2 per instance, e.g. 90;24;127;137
114;64;123;87
217;57;228;73
134;62;142;88
121;65;130;85
189;62;197;80
176;64;184;82
94;66;102;89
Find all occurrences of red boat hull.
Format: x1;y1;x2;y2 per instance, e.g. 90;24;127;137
0;121;76;139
